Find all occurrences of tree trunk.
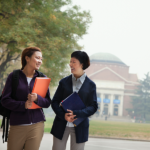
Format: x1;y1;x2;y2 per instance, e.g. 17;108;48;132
0;45;20;93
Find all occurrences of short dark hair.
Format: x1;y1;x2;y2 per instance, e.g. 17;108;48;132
71;51;90;70
21;47;42;70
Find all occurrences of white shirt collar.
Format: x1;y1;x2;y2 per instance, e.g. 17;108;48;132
72;73;86;84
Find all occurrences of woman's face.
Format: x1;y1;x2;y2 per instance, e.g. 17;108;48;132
69;57;83;75
26;51;42;70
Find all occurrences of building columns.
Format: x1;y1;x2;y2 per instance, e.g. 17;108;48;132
119;95;124;116
109;95;114;116
100;94;104;115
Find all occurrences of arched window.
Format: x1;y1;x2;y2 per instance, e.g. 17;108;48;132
103;104;109;115
114;105;119;116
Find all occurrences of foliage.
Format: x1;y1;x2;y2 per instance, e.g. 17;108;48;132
127;73;150;120
0;0;92;92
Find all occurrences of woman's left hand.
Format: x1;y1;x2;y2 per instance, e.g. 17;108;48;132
28;93;38;102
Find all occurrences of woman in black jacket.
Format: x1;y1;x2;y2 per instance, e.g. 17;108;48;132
51;51;98;150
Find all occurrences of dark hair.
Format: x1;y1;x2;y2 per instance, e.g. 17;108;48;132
21;47;42;70
71;51;90;70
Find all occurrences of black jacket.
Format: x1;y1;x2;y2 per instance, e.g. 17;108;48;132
51;75;98;143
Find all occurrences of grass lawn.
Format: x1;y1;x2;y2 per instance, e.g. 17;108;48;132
44;118;54;132
1;118;149;140
89;120;150;140
44;118;150;140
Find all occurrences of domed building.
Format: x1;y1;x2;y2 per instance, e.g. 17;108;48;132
85;53;138;117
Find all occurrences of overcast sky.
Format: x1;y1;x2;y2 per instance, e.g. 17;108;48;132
72;0;150;79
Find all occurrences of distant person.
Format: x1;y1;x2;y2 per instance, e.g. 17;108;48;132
1;47;51;150
51;51;98;150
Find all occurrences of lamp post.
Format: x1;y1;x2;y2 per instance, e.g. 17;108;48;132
142;89;147;120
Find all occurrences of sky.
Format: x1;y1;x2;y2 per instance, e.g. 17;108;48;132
71;0;150;79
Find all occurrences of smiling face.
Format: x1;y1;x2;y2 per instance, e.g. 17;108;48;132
25;51;42;70
69;57;84;77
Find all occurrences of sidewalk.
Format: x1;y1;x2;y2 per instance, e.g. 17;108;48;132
1;132;150;150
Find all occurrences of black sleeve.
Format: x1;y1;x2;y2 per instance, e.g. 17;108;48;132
51;80;66;120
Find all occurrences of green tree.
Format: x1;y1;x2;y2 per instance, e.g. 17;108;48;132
0;0;92;93
128;73;150;121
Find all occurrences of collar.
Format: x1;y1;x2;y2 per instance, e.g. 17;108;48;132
72;72;86;84
20;69;39;78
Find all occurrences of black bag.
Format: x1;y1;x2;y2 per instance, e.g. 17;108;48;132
0;70;45;143
0;70;20;143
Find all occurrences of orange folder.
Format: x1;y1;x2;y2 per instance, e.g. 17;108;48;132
28;77;51;109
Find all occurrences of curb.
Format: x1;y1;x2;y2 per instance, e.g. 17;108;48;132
89;135;150;142
40;132;150;142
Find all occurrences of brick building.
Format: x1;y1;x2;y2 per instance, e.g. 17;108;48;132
85;53;138;117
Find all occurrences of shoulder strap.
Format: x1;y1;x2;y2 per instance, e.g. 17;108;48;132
1;116;10;143
12;70;20;99
36;70;45;77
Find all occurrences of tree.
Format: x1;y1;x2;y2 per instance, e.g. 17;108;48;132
0;0;92;93
128;73;150;121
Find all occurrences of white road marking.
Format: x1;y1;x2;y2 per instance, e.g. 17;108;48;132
86;144;136;150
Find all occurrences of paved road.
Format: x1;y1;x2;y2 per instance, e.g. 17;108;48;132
0;132;150;150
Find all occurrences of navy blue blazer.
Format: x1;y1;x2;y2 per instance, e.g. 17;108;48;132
51;75;98;143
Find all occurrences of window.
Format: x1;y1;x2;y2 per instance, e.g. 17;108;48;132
104;104;108;107
115;95;119;100
105;94;109;99
97;93;100;98
98;103;101;109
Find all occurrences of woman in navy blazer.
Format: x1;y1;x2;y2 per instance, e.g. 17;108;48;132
51;51;98;150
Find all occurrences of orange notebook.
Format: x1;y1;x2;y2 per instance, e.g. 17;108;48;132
28;77;51;109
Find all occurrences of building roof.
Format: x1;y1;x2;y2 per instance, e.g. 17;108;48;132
90;53;126;65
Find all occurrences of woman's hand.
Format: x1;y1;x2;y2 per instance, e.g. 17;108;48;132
28;93;38;102
25;100;32;109
67;109;74;115
65;113;77;122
